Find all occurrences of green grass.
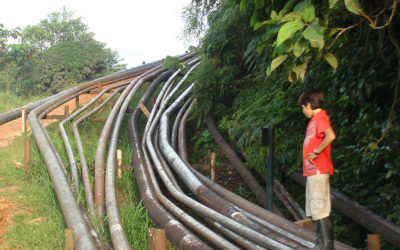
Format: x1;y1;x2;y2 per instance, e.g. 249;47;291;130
0;82;159;248
0;91;45;113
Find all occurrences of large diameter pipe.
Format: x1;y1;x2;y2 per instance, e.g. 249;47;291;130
28;108;96;250
128;71;213;250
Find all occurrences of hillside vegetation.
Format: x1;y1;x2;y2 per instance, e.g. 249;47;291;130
183;0;400;248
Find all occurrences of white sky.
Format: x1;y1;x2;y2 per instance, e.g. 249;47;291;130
0;0;194;68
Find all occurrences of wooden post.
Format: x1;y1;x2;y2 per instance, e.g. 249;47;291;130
64;105;69;118
22;109;28;134
65;228;74;250
147;228;166;250
24;139;31;175
98;82;102;92
117;149;122;179
138;103;150;118
75;96;79;109
368;234;380;250
210;152;216;182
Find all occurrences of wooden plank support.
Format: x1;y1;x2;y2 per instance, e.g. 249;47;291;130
138;102;150;118
294;218;315;231
64;105;69;118
65;228;74;250
75;96;79;109
98;82;102;92
24;139;31;175
22;109;27;134
117;149;122;179
147;228;166;250
210;152;216;182
368;234;380;250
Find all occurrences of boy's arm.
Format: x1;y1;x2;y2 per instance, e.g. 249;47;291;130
307;128;336;163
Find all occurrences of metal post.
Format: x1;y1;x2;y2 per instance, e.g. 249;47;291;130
262;128;274;211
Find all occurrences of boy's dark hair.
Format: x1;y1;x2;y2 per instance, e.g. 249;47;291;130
298;88;324;109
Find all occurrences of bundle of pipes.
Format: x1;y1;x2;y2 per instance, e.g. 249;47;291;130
128;60;355;249
27;58;171;249
23;52;368;249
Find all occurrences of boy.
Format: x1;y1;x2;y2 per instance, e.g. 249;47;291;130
298;88;336;250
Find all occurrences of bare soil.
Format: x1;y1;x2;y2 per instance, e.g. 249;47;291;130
0;93;98;246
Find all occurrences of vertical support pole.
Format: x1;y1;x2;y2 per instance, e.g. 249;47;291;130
65;228;74;250
24;139;31;175
368;234;380;250
117;149;122;179
98;82;102;92
262;127;274;211
210;152;216;182
75;96;79;109
147;228;166;250
64;105;69;118
22;109;27;134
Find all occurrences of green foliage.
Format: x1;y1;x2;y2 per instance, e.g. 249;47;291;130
184;0;400;247
162;56;181;71
0;8;125;96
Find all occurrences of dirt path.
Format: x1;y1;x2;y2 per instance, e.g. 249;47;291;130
0;93;98;246
0;93;98;148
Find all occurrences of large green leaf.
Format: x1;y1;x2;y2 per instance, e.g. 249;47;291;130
329;0;340;8
293;38;308;57
240;0;246;12
344;0;363;15
293;0;306;13
270;54;289;73
250;12;258;27
323;53;338;69
303;5;315;23
276;21;304;47
280;12;303;22
254;19;277;30
302;22;323;41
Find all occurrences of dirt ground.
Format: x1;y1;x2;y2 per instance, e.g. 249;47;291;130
0;93;98;246
0;93;98;148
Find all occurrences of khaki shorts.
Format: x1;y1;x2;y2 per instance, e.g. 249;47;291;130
306;170;331;220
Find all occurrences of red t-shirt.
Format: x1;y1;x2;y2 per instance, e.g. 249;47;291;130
303;110;334;176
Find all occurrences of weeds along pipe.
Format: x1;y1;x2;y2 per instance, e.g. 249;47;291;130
29;106;96;249
165;100;271;250
0;59;163;126
105;67;170;250
65;84;128;218
142;74;263;249
141;69;239;249
39;85;98;191
74;87;127;218
37;85;98;183
205;114;284;215
151;85;298;250
59;83;126;195
143;68;284;247
173;100;316;249
94;65;161;217
95;53;197;217
129;72;214;250
289;172;400;248
152;127;241;249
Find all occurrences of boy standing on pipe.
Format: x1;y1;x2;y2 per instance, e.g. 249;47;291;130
298;88;336;250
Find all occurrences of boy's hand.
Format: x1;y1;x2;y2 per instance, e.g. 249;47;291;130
307;152;318;163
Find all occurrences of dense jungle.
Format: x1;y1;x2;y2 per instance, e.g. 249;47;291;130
182;0;400;248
